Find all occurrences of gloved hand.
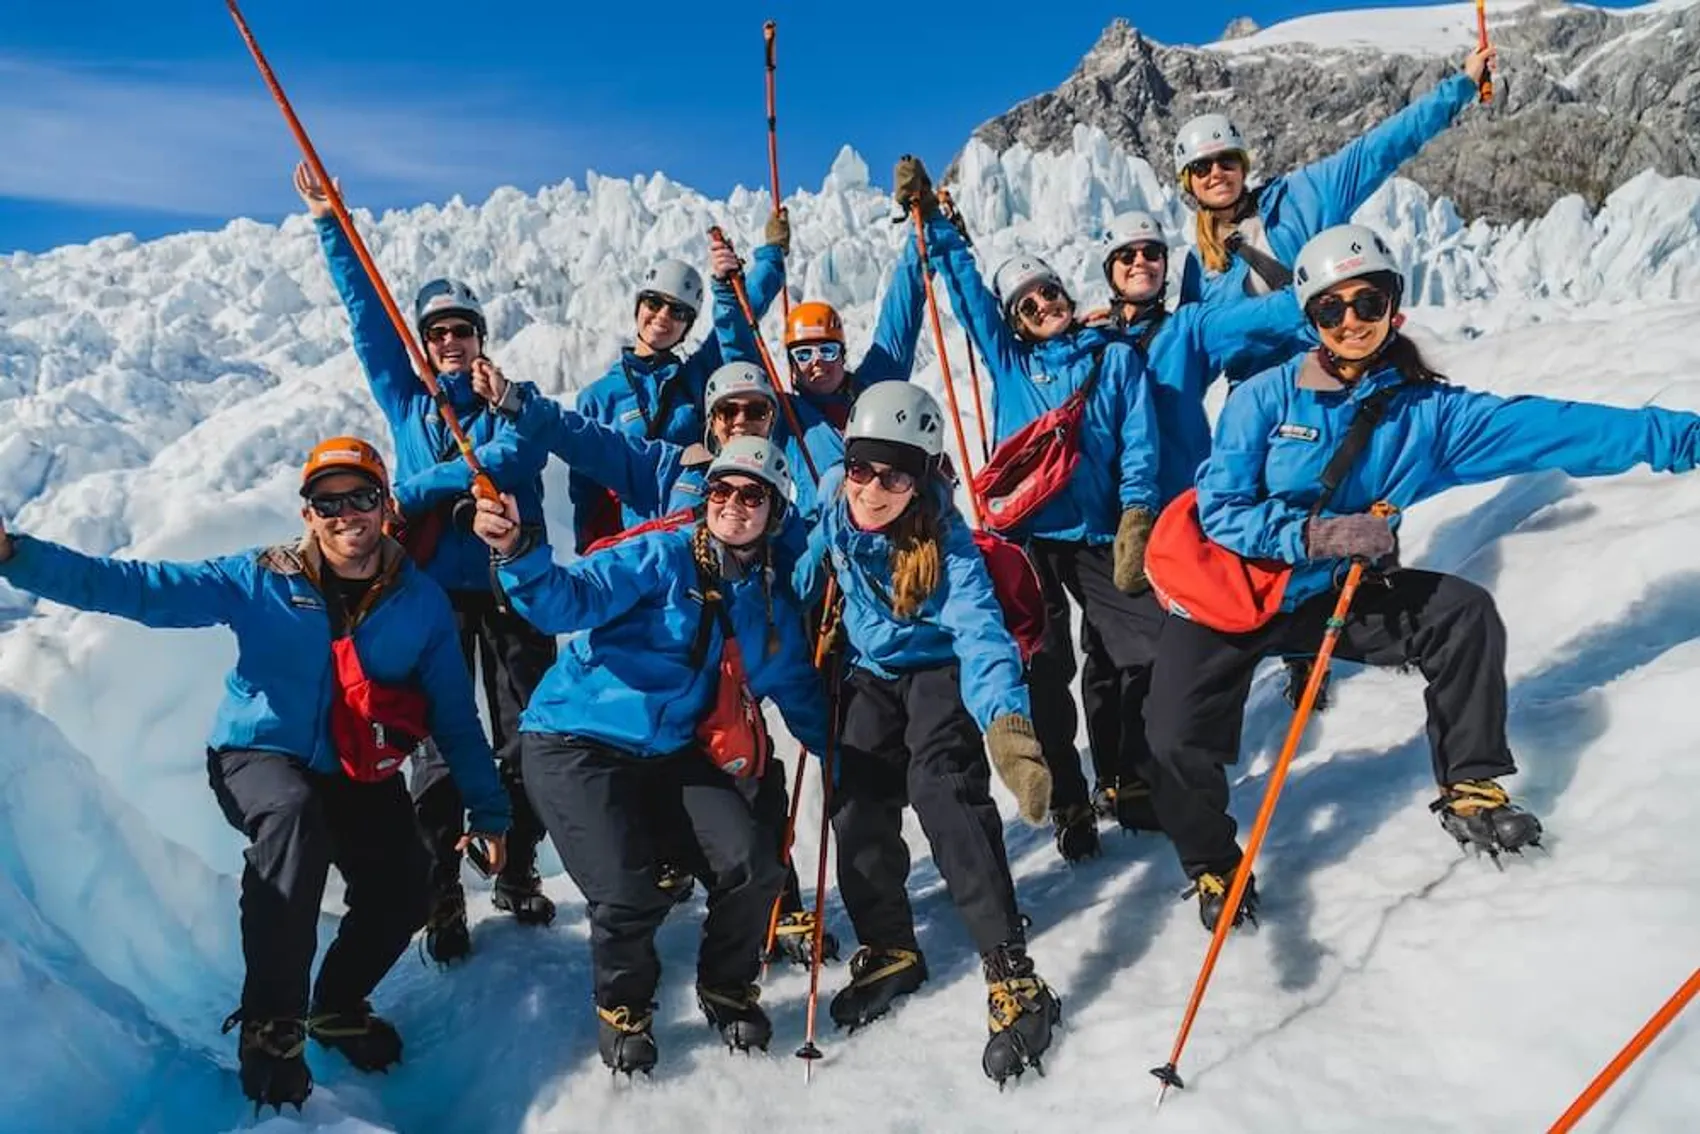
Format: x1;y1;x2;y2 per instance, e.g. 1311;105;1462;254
1305;512;1396;561
0;516;14;564
764;207;791;255
1113;507;1155;594
985;713;1052;827
893;155;940;218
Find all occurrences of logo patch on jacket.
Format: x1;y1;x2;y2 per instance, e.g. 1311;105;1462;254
619;407;646;426
1276;424;1320;443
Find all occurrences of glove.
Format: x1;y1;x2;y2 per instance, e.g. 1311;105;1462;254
985;714;1052;827
763;207;791;255
1113;507;1155;594
1305;513;1395;561
893;155;939;218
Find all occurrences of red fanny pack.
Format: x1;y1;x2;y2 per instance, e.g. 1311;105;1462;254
328;635;430;782
689;573;770;779
973;530;1048;662
971;348;1106;533
1144;488;1292;634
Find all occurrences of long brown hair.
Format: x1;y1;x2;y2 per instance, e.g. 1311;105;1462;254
1381;332;1449;385
885;493;943;620
1185;167;1256;275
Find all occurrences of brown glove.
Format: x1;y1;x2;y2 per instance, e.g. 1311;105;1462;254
763;207;791;255
1113;507;1156;594
985;713;1051;827
893;155;940;218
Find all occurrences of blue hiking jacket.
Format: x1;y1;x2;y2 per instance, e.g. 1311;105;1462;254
315;217;549;594
500;525;829;757
0;534;510;832
1198;353;1700;611
797;466;1028;730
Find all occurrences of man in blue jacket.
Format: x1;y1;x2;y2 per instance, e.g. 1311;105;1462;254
0;437;510;1114
296;165;553;960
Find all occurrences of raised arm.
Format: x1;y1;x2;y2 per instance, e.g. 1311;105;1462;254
0;533;248;628
1189;289;1312;380
493;531;663;635
313;216;422;424
923;214;1026;378
856;234;927;385
508;390;680;517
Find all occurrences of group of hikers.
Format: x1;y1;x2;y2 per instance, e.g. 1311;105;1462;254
9;40;1700;1113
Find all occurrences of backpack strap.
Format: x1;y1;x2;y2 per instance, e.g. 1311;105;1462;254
619;356;687;441
1070;344;1111;404
1310;380;1408;517
1224;230;1294;291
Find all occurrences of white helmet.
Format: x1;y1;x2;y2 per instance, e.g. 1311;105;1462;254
637;258;705;319
707;435;794;526
990;255;1069;316
704;361;777;417
844;382;945;458
414;278;486;338
1292;224;1403;310
1101;210;1168;278
1172;113;1249;176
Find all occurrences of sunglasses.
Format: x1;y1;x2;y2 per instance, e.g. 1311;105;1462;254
706;480;771;509
307;486;384;518
1016;282;1066;322
638;292;694;322
1186;154;1243;180
788;342;844;366
424;321;477;344
845;459;917;494
1307;288;1392;330
1110;243;1167;267
712;399;773;424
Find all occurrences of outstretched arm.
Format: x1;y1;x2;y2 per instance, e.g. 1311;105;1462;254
0;532;248;628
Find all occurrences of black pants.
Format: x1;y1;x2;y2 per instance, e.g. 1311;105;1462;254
208;749;431;1021
1144;569;1515;878
412;588;555;885
1027;540;1167;813
832;665;1021;957
520;733;786;1010
1079;618;1157;794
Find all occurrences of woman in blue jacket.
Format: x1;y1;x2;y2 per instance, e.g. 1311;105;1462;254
796;383;1058;1085
0;437;510;1114
1175;46;1495;309
472;436;828;1076
897;157;1165;865
1146;223;1700;929
295;165;554;957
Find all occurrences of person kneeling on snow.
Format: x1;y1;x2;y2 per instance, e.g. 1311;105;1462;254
470;436;829;1076
1145;223;1700;930
0;437;510;1114
796;383;1060;1085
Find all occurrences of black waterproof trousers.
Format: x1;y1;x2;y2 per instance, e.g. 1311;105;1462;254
208;748;431;1021
520;733;785;1009
831;664;1022;957
1144;569;1516;878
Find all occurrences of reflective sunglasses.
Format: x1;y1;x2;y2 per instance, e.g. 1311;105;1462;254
1186;154;1243;180
1110;243;1167;267
788;342;844;366
1307;288;1392;330
638;292;694;321
706;480;771;508
1016;282;1066;321
307;486;384;518
845;459;917;494
424;321;478;344
712;399;773;424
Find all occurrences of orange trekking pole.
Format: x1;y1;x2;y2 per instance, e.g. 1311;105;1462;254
909;202;986;528
1150;504;1396;1107
762;21;790;322
1475;0;1494;104
1547;967;1700;1133
226;0;497;498
935;189;993;465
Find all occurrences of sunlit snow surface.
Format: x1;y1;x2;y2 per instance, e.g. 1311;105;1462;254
2;119;1698;1130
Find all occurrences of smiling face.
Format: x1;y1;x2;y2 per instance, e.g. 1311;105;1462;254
705;474;773;547
843;460;918;532
1310;278;1394;363
1011;281;1073;341
635;293;690;354
1185;153;1247;210
788;342;847;396
301;471;385;573
424;318;481;373
709;395;776;449
1107;242;1168;304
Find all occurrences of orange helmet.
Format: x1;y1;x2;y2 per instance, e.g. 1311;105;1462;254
301;436;389;496
785;301;845;348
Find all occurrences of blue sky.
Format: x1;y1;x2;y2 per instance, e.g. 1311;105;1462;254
0;0;1637;253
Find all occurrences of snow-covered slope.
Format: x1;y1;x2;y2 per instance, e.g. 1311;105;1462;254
2;135;1699;1132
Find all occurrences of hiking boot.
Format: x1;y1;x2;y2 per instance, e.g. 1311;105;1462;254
307;1001;403;1072
492;868;556;926
697;984;773;1053
1187;867;1259;932
829;946;928;1032
1053;803;1101;863
981;945;1062;1086
1432;780;1544;861
1283;656;1331;712
597;1005;658;1076
656;861;696;905
424;881;471;964
770;910;840;966
224;1012;312;1115
1097;777;1161;833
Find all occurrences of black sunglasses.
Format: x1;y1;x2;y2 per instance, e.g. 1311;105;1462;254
706;480;771;508
1186;154;1243;180
712;399;773;424
1307;288;1392;330
1016;282;1066;321
1110;243;1167;266
424;321;478;344
638;292;694;322
307;486;384;518
845;459;917;494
